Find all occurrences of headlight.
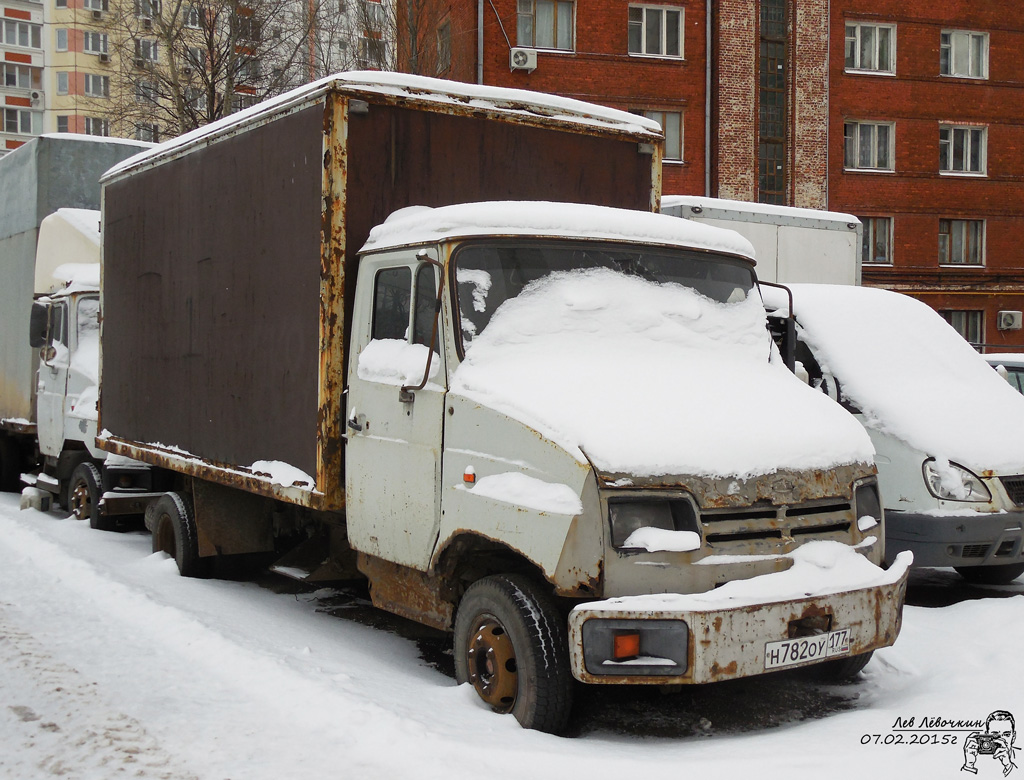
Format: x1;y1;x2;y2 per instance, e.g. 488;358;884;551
854;481;882;530
923;458;991;502
608;500;699;549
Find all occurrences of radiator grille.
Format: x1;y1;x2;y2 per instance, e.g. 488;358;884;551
1001;475;1024;506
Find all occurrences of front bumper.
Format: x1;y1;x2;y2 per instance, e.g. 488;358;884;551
567;566;908;685
886;510;1024;568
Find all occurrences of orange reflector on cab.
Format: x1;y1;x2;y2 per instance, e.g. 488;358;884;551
613;632;641;660
463;466;476;485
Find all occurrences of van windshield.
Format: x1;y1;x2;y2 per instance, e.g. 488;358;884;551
454;240;755;350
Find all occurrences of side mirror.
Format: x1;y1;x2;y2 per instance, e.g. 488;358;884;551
29;301;49;349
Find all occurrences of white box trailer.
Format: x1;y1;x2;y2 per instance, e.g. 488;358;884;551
661;195;862;285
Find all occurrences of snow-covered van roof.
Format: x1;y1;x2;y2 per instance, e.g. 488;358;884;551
662;195;859;231
361;201;758;261
104;72;663;181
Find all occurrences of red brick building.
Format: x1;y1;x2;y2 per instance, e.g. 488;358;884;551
413;0;1024;349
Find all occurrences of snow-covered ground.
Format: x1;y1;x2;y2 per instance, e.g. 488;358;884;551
2;492;1022;780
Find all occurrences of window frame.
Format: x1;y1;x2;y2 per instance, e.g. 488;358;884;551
84;73;109;98
844;21;895;74
3;20;42;49
84;32;109;55
517;0;574;52
633;108;682;162
628;4;683;59
939;309;984;346
860;216;893;265
940;29;988;79
83;116;109;137
939;124;987;176
4;107;41;135
938;218;985;267
843;120;895;172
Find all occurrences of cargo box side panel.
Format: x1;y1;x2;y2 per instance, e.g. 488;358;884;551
0;230;38;424
102;105;325;483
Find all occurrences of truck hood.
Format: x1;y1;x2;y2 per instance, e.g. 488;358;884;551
787;284;1024;475
449;269;873;479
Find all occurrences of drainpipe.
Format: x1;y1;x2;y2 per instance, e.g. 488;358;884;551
477;0;484;84
705;0;712;196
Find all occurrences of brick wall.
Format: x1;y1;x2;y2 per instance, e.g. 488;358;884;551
714;0;757;200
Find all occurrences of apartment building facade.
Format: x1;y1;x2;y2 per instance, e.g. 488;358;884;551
2;0;45;153
422;0;1024;349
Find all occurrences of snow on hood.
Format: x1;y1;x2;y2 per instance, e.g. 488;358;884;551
788;284;1024;473
450;269;873;479
361;201;756;261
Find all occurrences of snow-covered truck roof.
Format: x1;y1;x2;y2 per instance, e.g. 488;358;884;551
104;71;664;182
361;201;757;261
662;195;860;231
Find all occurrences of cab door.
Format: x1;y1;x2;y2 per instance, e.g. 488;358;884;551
344;251;446;570
36;299;70;458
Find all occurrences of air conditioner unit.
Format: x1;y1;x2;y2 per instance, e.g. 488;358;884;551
91;10;103;19
99;52;110;62
134;57;146;68
30;90;41;103
142;16;152;28
998;311;1023;331
509;47;537;73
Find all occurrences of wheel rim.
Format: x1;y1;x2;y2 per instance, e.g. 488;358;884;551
466;615;518;712
70;480;91;521
155;515;176;558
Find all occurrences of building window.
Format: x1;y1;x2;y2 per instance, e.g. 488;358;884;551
941;30;987;79
844;22;894;73
136;38;159;62
633;109;681;161
628;5;682;58
861;217;892;265
939;219;984;266
3;20;42;49
939;125;986;175
940;310;983;346
517;0;573;51
237;56;260;81
84;73;109;97
85;32;109;54
84;0;109;10
758;0;786;205
56;28;68;51
135;80;158;103
57;71;69;94
3;64;41;89
844;121;894;171
134;0;160;17
232;11;261;42
56;0;67;7
184;5;201;28
436;20;451;74
83;116;109;136
357;36;385;68
363;0;384;32
56;115;69;133
4;108;41;135
135;123;159;142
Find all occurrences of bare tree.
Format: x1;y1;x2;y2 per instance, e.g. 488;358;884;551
104;0;341;138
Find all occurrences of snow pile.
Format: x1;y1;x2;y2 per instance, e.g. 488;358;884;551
458;472;583;515
789;284;1024;473
583;543;912;612
622;527;702;553
357;339;440;387
362;201;756;261
451;268;873;478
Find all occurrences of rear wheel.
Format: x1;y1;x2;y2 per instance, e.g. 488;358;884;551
454;574;573;733
151;492;209;578
955;563;1024;585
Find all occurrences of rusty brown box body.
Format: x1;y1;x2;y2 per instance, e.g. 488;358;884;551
98;76;661;510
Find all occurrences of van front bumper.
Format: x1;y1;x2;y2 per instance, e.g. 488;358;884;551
886;510;1024;568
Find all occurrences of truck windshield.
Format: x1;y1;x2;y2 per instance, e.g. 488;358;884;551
454;240;755;349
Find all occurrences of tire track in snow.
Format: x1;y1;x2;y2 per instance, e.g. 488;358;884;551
0;601;198;780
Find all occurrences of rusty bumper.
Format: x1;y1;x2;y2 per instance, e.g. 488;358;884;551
567;568;908;685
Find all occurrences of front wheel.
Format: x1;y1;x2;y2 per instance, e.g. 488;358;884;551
453;574;573;733
0;435;21;492
69;462;109;529
802;650;874;682
150;492;210;578
955;563;1024;585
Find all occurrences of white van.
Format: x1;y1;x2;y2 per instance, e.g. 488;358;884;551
771;284;1024;585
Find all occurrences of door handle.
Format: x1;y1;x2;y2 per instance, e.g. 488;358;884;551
347;415;364;432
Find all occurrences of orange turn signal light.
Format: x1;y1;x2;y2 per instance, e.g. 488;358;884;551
613;632;641;660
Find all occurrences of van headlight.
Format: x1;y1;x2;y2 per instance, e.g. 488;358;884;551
608;500;699;549
923;458;991;502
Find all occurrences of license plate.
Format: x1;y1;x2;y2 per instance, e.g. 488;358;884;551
764;629;851;671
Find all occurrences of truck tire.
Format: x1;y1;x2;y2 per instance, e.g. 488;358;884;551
69;462;106;529
955;563;1024;586
0;435;21;492
454;574;573;734
803;650;873;682
150;492;210;579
